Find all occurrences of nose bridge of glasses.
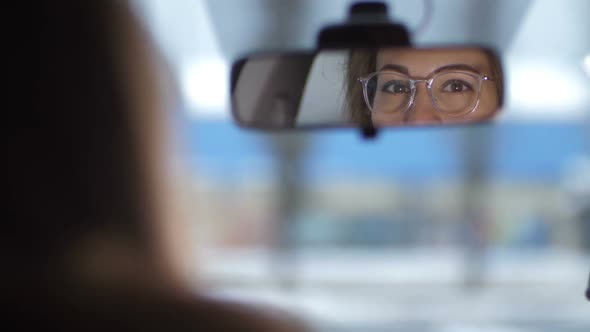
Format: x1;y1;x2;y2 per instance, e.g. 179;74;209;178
409;78;433;101
410;78;433;93
405;76;442;122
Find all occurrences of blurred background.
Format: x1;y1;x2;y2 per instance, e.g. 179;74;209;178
135;0;589;331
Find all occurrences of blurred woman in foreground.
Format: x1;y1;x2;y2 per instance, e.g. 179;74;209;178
10;1;306;330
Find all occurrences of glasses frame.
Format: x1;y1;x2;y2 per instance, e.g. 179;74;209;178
358;70;495;117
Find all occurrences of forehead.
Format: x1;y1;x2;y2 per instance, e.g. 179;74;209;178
376;48;492;76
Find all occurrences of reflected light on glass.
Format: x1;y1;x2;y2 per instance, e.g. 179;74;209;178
508;59;589;119
583;54;590;78
181;57;229;117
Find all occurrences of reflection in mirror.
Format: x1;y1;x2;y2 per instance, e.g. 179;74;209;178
232;53;315;128
231;47;503;130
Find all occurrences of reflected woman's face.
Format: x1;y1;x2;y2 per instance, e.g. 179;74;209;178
368;48;500;127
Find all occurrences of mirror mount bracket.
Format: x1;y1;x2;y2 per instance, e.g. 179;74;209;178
317;2;412;49
361;125;378;140
347;2;393;25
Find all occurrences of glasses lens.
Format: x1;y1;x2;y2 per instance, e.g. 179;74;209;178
431;72;480;115
366;73;412;113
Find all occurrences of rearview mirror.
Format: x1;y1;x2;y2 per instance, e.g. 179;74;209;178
231;47;504;130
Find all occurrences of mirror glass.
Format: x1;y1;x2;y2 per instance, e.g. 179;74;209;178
231;47;504;129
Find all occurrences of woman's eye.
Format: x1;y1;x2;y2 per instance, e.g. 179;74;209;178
382;81;410;94
441;80;473;92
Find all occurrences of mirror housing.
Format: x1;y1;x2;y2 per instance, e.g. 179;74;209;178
231;46;504;131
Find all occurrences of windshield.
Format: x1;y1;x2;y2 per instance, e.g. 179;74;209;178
137;0;590;331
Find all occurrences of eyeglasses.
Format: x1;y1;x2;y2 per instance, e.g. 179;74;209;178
358;70;495;117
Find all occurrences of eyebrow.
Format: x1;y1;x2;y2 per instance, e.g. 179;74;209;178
378;64;409;75
433;64;483;75
378;63;483;76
